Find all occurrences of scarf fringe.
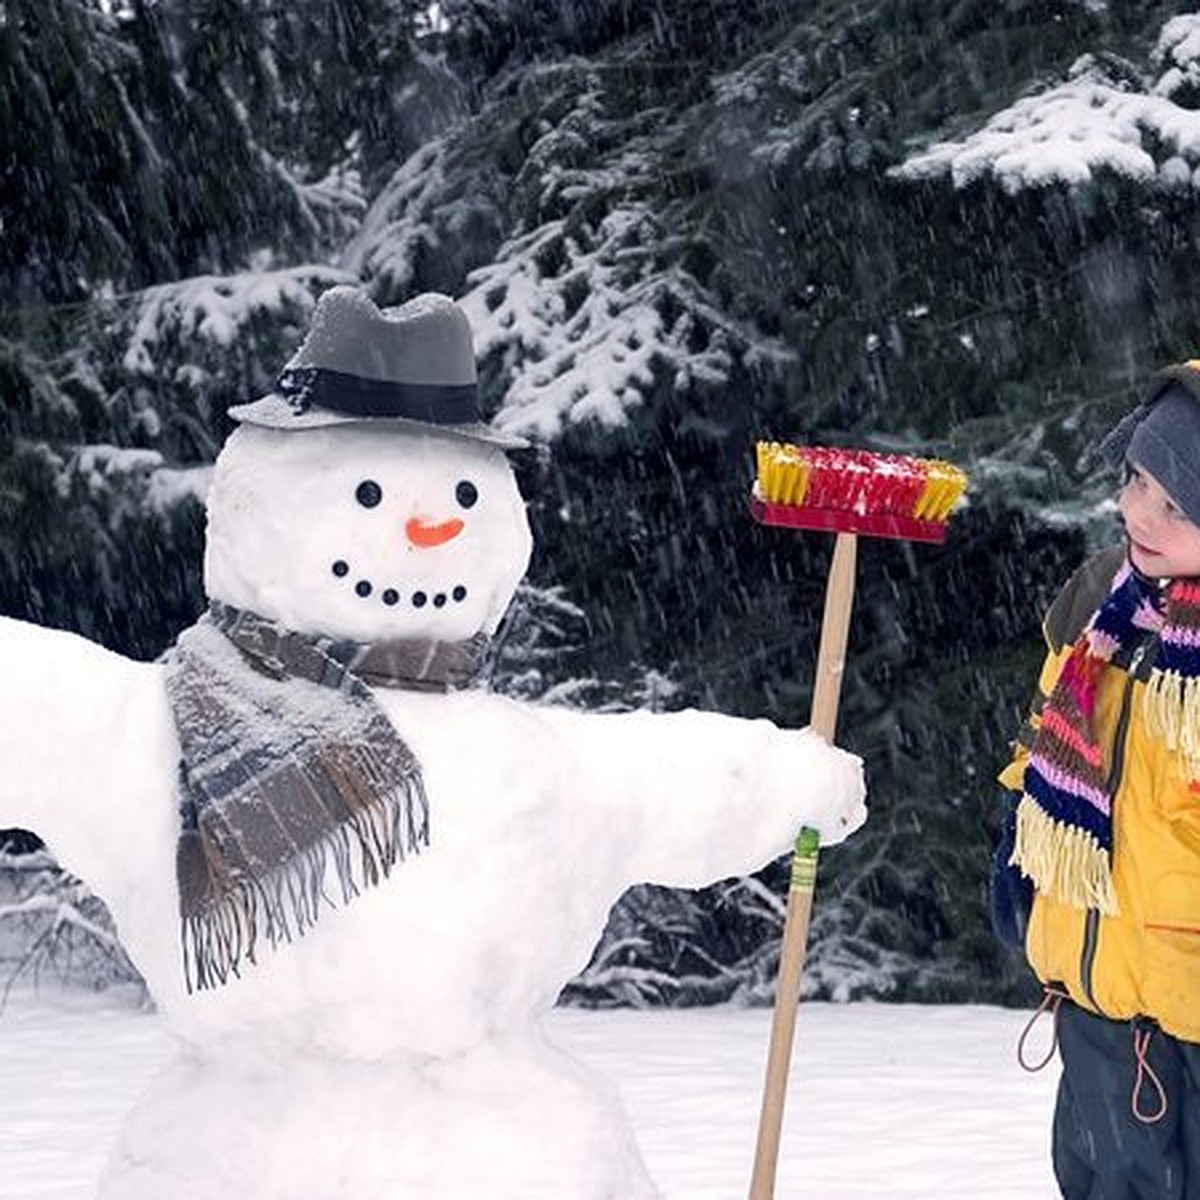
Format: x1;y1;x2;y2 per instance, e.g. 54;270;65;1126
1145;668;1200;780
1017;558;1200;914
1012;794;1119;916
182;769;429;992
168;607;456;993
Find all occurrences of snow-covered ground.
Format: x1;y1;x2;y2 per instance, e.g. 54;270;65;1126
0;988;1058;1200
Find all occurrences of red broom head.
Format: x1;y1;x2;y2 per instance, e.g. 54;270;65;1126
751;442;968;543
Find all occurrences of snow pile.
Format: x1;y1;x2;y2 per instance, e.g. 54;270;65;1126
895;17;1200;193
0;990;1061;1200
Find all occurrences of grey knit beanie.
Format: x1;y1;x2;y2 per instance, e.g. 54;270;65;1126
1102;369;1200;526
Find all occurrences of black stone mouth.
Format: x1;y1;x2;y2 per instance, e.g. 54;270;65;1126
331;559;468;610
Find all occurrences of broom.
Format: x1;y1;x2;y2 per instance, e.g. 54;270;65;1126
747;441;967;1200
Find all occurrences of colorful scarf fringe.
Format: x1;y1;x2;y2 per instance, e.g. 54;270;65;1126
1015;559;1200;915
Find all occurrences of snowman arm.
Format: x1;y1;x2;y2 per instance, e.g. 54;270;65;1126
0;616;177;900
534;705;866;889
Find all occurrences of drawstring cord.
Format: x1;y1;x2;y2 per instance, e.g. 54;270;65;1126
1018;986;1068;1073
1016;990;1170;1123
1131;1025;1168;1124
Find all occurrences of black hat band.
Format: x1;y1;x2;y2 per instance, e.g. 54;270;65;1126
277;366;481;426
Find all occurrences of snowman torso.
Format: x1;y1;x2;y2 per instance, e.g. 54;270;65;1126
103;681;619;1061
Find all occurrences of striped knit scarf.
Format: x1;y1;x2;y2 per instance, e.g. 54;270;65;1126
1014;558;1200;915
165;602;489;991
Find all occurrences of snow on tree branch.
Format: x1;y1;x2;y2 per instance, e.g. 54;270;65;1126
340;141;451;294
894;19;1200;194
457;183;796;439
340;67;794;442
0;842;142;999
122;265;355;376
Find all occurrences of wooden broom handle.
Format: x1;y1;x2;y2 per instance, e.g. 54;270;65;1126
749;530;858;1200
808;531;858;743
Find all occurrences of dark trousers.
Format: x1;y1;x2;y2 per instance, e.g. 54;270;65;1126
1054;1002;1200;1199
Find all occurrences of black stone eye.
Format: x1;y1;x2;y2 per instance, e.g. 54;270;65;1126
356;480;382;508
455;480;478;509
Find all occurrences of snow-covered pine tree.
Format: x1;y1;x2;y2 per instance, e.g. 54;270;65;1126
6;0;1200;1005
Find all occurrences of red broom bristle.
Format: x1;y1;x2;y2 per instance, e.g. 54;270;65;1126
752;442;968;543
806;449;927;516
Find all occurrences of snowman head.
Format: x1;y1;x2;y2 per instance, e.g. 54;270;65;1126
203;288;533;642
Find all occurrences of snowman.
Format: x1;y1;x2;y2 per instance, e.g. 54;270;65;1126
0;287;865;1200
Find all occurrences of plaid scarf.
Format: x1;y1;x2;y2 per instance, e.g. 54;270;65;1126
165;602;489;991
1014;558;1200;914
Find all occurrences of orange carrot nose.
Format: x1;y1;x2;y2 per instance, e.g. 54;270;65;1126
405;516;465;548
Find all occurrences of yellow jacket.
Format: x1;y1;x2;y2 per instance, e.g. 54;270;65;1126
1001;546;1200;1042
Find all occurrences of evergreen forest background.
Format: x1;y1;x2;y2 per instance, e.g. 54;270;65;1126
3;0;1198;1008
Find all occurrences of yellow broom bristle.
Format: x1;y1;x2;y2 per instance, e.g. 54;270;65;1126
912;460;968;521
756;441;811;507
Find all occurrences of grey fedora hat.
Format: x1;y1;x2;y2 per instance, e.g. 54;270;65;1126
229;286;528;450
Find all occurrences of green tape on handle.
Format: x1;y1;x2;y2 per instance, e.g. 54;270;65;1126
789;826;820;892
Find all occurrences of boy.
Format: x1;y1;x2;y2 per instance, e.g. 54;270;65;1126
995;363;1200;1199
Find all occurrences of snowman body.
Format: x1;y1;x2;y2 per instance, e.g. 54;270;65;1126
0;411;866;1199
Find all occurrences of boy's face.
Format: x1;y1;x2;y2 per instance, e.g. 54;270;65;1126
1118;462;1200;578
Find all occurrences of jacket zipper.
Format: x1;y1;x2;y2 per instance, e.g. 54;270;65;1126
1080;636;1155;1010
